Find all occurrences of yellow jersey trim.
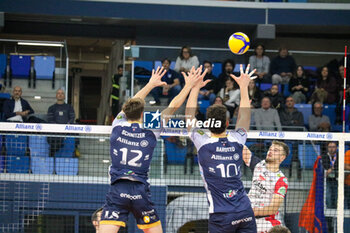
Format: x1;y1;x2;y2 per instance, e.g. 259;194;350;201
100;220;126;227
137;220;161;229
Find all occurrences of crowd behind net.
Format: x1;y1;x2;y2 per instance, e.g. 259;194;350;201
0;45;349;233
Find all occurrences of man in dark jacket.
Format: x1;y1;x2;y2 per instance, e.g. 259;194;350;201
278;96;304;131
270;47;296;84
3;86;34;122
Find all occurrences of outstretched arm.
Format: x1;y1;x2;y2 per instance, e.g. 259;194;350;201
134;67;167;100
253;195;284;216
243;145;252;166
162;66;209;124
230;64;256;131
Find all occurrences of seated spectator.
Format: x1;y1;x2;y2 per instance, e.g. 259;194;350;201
249;44;271;83
47;89;77;157
310;66;339;104
279;96;304;131
270;46;296;84
216;59;236;93
254;97;282;131
248;79;263;108
336;64;350;124
213;96;230;120
289;65;310;104
3;86;34;122
308;102;331;131
174;46;199;73
264;84;285;110
321;142;338;209
198;61;217;104
218;77;240;117
151;58;181;105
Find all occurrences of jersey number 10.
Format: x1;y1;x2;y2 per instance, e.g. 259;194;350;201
216;163;239;178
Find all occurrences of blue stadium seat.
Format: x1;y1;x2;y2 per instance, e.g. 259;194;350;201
10;55;31;78
0;156;4;173
0;54;7;79
323;104;337;125
280;143;293;168
260;83;282;93
5;135;27;156
55;158;78;175
134;61;153;79
332;124;349;132
31;157;54;174
283;84;291;98
298;144;320;169
198;100;210;115
303;66;318;72
0;93;11;99
154;60;175;70
233;64;246;73
54;137;75;158
29;136;50;157
212;62;222;77
34;56;55;79
6;156;30;173
164;139;187;164
294;104;312;126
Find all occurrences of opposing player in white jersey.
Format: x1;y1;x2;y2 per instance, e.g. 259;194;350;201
185;65;257;233
100;66;208;233
243;141;289;233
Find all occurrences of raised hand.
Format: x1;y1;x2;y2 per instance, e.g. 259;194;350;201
148;66;168;88
182;66;210;89
230;64;257;89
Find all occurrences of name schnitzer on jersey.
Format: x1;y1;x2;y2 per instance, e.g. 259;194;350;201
211;154;234;160
116;137;139;146
216;147;236;152
121;130;145;138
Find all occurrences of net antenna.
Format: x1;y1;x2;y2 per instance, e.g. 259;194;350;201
343;46;348;133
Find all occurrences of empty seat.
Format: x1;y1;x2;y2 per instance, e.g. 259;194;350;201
323;104;337;125
29;136;50;157
0;156;4;173
164;139;187;165
10;55;31;78
212;62;222;77
54;137;75;158
134;61;153;79
34;56;55;79
198;100;210;115
298;144;320;169
5;135;27;156
55;158;78;175
283;84;291;98
233;64;246;73
31;157;54;174
6;156;30;173
294;104;312;126
0;54;7;79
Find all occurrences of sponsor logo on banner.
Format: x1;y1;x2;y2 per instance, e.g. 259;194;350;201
35;124;43;131
65;125;84;131
307;133;333;139
258;131;278;137
15;123;35;130
278;131;285;138
84;126;92;132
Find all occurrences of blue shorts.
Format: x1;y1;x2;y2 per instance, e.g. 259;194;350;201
209;208;257;233
100;179;161;230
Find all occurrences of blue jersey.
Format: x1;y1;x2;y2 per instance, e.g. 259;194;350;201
109;112;160;185
190;128;251;214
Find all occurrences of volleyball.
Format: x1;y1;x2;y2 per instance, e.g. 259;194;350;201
228;32;250;55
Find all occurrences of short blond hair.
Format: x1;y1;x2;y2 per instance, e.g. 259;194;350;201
272;140;289;157
122;98;145;121
268;225;291;233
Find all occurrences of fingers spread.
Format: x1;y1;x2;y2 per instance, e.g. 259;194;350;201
248;69;256;77
250;76;258;80
245;64;250;74
240;64;244;74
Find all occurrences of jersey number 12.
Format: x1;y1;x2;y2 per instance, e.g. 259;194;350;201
119;148;142;167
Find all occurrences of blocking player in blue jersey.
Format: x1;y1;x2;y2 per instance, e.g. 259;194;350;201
100;66;209;233
185;64;257;233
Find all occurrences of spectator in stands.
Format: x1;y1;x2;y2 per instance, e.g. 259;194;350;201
47;89;77;157
174;46;199;73
213;96;230;120
198;61;217;104
254;97;282;131
217;77;240;118
91;207;103;233
345;150;350;209
310;66;339;104
248;79;263;108
111;64;123;118
264;84;285;110
268;225;291;233
249;44;271;83
3;86;34;122
279;96;304;131
289;65;310;104
308;102;331;132
216;59;236;93
270;46;296;84
151;58;181;105
321;142;338;209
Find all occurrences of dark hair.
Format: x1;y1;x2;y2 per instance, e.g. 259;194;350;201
122;98;145;121
91;207;103;223
294;65;305;78
268;225;291;233
206;104;227;134
180;46;193;59
117;64;123;70
203;60;212;66
162;58;171;64
278;46;288;52
222;59;235;73
254;44;266;56
327;141;337;147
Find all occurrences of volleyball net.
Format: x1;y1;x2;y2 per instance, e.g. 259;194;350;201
0;122;349;233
